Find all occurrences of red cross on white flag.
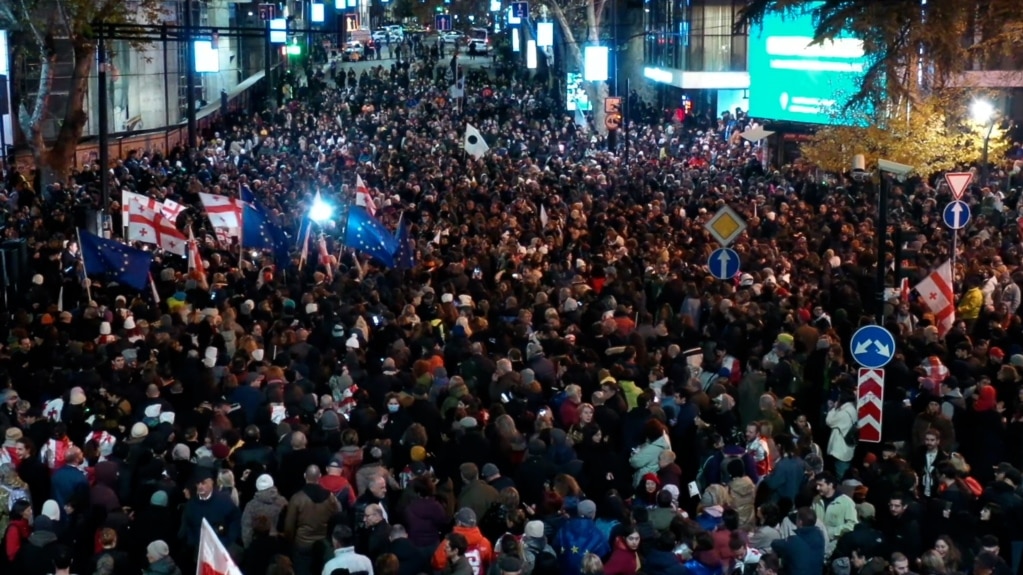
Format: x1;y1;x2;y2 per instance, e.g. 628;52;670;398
913;260;955;335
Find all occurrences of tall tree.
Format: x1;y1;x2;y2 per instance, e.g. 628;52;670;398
800;92;1008;175
544;0;610;134
3;0;162;180
736;0;1023;110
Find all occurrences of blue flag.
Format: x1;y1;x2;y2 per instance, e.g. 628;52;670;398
344;206;397;267
394;217;415;270
243;201;290;267
79;229;154;290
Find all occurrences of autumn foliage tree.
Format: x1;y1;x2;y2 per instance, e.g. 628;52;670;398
799;93;1008;176
2;0;162;180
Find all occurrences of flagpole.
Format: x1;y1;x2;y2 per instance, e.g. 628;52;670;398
238;200;245;269
75;228;93;303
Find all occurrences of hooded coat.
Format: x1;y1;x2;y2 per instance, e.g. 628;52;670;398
284;483;340;549
241;486;288;546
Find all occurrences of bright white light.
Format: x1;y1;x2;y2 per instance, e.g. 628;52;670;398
971;100;995;124
310;197;333;222
194;41;220;73
583;46;609;82
512;29;520;52
527;40;537;69
311;3;325;22
537;22;554;47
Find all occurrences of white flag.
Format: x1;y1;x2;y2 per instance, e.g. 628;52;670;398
197;518;242;575
913;260;955;335
540;205;549;227
122;191;162;215
464;124;489;159
161;199;186;223
354;175;377;216
199;192;242;229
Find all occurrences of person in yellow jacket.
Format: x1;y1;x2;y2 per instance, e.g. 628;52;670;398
957;280;984;329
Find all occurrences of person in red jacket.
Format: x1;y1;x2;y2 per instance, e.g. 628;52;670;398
3;500;32;563
320;459;357;507
604;527;642;575
432;508;493;575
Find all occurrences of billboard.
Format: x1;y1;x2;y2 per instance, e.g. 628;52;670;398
566;73;591;111
748;7;867;125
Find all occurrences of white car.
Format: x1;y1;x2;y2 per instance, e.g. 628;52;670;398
371;30;390;42
342;41;364;61
440;31;465;44
467;38;490;53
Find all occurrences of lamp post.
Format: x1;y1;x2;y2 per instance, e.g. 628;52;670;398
860;157;914;325
971;99;996;187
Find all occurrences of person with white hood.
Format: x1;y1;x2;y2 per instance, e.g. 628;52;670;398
825;385;859;479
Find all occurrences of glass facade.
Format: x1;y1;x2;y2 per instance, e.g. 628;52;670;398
644;0;748;73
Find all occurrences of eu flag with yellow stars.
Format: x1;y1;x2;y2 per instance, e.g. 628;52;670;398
243;202;291;267
79;229;154;290
344;206;398;267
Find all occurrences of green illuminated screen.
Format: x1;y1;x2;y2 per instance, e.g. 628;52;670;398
748;8;867;125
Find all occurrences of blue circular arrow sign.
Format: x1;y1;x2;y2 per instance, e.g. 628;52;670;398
708;247;740;281
850;325;896;369
942;200;970;230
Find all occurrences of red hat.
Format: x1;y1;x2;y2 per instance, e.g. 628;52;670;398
642;473;660;486
211;443;230;460
990;347;1005;360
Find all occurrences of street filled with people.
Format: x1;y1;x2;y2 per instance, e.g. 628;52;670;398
3;35;1023;575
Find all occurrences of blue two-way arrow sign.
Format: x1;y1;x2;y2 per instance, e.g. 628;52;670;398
942;200;970;230
850;325;896;369
708;247;740;280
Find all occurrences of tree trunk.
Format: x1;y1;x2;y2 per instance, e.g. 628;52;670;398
47;38;95;178
19;49;55;173
549;0;609;136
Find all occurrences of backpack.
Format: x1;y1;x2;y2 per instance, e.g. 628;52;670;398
464;543;487;575
786;358;805;393
843;421;860;446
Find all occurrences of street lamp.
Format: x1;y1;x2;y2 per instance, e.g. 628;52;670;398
971;99;996;186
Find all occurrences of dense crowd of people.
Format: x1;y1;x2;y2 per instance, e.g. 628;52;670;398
1;34;1023;575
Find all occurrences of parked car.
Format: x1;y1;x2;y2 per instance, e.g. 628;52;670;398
467;38;490;54
440;31;465;44
342;41;365;61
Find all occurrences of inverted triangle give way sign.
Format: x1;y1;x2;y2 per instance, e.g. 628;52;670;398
945;172;973;200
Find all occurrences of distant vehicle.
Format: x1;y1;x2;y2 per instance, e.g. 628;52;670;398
440;31;465;44
468;27;488;42
467;38;490;54
372;29;400;43
342;41;364;61
383;24;404;38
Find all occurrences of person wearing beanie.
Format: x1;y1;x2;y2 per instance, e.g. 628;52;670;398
431;508;494;573
522;519;558;572
552;499;608;575
16;514;60;575
241;474;288;546
143;540;181;575
319;461;357;507
320;410;341;433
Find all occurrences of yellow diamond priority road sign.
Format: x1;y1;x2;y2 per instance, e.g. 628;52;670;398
705;205;746;247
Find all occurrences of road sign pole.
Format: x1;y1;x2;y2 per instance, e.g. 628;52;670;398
875;175;888;325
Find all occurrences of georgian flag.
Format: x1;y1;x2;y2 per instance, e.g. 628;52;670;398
355;174;377;216
199;192;242;229
914;260;955;335
128;206;187;256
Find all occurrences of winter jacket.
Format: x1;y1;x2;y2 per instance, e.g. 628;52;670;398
553;517;610;575
728;476;756;530
811;493;857;547
825;403;857;463
431;525;493;572
771;526;825;575
629;434;671;486
284;483;340;549
403;496;449;548
14;529;59;575
458;479;500;522
604;537;641;575
3;517;30;561
143;556;183;575
241;486;288;546
764;456;808;503
179;492;241;549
